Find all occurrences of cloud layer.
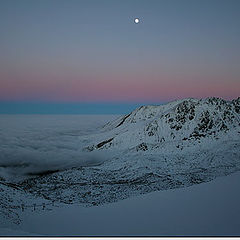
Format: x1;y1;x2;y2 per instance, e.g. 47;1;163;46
0;115;115;182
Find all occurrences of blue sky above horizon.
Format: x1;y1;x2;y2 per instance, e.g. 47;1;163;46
0;0;240;114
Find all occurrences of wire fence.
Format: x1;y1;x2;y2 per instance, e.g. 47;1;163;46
8;201;56;211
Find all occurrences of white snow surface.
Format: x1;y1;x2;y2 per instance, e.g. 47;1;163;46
3;171;240;236
0;97;240;236
82;97;240;175
84;97;240;152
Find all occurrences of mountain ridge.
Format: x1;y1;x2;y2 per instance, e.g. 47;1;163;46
1;97;240;224
84;97;240;152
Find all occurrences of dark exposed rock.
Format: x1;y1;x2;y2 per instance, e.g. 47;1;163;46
136;143;148;151
96;138;114;149
116;113;131;128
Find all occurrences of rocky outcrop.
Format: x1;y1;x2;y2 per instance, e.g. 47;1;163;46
85;97;240;151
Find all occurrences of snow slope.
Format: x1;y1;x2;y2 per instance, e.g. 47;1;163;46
0;97;240;229
84;97;240;152
4;171;240;236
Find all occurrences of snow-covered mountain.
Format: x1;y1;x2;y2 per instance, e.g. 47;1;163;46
84;97;240;152
1;97;240;225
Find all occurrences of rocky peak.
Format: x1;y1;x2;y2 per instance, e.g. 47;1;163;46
87;97;240;151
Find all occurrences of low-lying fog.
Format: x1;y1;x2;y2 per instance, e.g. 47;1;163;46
0;115;118;182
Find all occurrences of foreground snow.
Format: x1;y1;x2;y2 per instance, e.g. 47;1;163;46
0;227;37;236
2;171;240;236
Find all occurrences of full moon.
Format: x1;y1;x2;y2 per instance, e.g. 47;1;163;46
134;18;140;24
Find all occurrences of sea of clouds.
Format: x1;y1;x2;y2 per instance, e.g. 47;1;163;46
0;114;118;182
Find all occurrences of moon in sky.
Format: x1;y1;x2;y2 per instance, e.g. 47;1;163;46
134;18;140;24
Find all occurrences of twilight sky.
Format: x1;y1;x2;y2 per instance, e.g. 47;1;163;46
0;0;240;110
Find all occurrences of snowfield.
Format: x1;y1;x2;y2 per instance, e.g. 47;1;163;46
0;97;240;236
2;171;240;236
